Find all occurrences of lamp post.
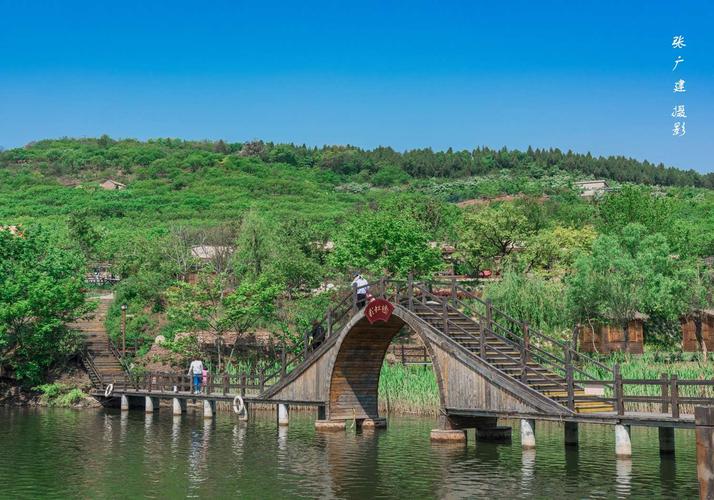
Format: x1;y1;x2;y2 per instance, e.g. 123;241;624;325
121;304;127;357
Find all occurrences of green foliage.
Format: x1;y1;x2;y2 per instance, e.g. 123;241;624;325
371;165;411;187
520;226;596;276
482;270;570;333
34;383;87;406
567;225;690;330
457;203;535;273
329;210;443;278
0;227;89;383
166;272;282;338
2;137;714;374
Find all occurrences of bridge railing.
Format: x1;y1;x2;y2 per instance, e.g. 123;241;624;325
382;276;615;411
103;370;266;396
576;370;714;417
408;281;571;396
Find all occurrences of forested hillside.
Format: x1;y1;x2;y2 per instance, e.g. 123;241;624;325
1;137;714;384
2;137;712;188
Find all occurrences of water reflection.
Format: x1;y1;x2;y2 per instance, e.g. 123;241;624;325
521;449;536;492
615;458;632;497
564;444;580;486
171;415;181;453
187;418;212;488
102;413;113;445
277;424;288;453
659;455;677;493
119;410;128;444
0;409;701;499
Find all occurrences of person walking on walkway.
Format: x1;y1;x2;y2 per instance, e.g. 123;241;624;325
352;273;369;309
310;319;325;350
188;358;204;394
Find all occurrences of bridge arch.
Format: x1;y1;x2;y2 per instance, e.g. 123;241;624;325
324;306;446;420
263;297;569;420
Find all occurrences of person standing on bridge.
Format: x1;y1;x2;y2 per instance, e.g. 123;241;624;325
188;358;204;394
352;273;369;309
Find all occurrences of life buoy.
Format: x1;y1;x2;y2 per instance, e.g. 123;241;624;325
233;395;246;416
104;383;114;397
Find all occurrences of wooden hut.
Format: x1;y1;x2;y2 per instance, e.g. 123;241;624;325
99;179;126;190
680;310;714;352
578;314;646;354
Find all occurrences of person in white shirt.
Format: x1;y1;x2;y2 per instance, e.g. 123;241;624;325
351;273;369;309
188;359;204;394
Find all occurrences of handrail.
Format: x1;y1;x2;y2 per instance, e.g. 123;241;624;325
80;346;104;389
412;281;570;379
452;282;613;376
409;283;570;393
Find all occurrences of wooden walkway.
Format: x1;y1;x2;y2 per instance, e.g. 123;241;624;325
94;278;714;429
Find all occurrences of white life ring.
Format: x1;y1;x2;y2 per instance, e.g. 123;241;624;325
233;395;246;416
104;383;114;397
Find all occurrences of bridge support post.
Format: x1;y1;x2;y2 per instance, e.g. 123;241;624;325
615;424;632;458
203;400;215;419
239;402;249;422
358;418;387;429
278;404;289;426
695;406;714;499
430;415;466;443
120;395;129;411
564;422;578;447
315;420;346;432
145;396;159;413
520;419;536;449
317;405;326;421
658;427;675;455
475;426;512;442
173;397;186;416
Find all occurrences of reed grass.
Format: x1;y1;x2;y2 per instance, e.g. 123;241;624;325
378;363;440;415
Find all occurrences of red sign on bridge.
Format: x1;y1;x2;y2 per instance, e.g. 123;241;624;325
365;299;394;324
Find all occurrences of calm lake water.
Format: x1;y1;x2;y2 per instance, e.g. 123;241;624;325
0;407;699;499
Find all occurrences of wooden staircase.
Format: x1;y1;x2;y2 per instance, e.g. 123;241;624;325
69;295;125;388
408;301;614;414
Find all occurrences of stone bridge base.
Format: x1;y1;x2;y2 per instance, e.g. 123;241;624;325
430;414;501;444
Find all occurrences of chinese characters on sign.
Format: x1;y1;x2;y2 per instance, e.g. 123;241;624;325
671;35;687;137
364;299;394;324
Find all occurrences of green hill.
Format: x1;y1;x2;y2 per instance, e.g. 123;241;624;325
2;137;714;379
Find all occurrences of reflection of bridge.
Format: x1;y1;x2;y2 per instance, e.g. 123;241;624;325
93;278;714;494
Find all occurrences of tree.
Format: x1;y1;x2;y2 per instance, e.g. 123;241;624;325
329;210;443;278
457;203;534;275
521;226;596;276
482;270;569;333
166;273;282;369
567;225;689;352
0;227;89;383
370;165;411;187
597;185;674;237
567;235;643;351
67;211;103;261
234;211;275;278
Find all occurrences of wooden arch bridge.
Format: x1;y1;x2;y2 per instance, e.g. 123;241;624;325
89;278;714;491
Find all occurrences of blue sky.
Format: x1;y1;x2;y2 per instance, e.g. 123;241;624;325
2;1;713;172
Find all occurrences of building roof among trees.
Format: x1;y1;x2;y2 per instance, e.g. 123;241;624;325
99;179;126;190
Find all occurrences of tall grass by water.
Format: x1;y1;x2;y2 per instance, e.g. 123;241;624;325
378;363;440;415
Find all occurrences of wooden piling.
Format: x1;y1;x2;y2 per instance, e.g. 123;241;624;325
695;406;714;500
